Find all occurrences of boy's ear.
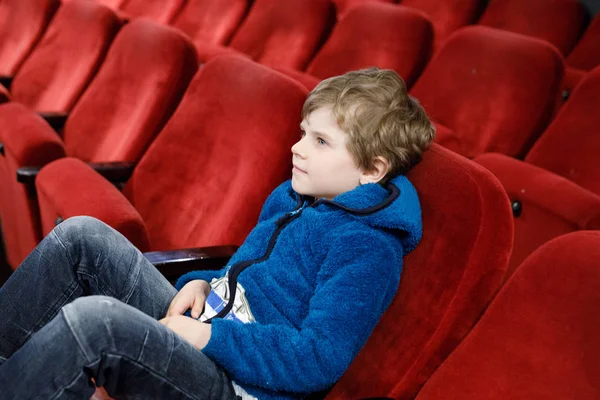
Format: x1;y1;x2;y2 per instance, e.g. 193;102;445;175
359;156;390;185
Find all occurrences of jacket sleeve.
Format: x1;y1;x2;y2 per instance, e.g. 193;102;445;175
200;229;403;393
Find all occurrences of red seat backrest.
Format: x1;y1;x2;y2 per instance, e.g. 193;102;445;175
228;0;335;70
478;0;588;55
10;0;122;113
327;144;513;399
410;26;564;158
306;3;433;87
172;0;250;47
62;19;198;163
0;0;60;75
122;55;308;251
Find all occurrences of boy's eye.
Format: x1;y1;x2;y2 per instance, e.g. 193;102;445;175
299;129;306;138
317;137;328;146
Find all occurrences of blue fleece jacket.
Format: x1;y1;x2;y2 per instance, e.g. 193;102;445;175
175;175;422;399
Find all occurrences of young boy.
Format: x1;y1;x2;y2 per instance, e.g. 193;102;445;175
0;67;434;399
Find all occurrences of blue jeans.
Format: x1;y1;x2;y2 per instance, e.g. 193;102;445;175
0;216;237;400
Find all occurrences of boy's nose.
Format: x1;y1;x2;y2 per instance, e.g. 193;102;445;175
291;140;306;159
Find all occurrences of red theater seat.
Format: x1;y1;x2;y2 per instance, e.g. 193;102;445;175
280;3;433;91
474;153;600;275
8;0;122;114
0;19;198;268
196;0;335;70
171;0;250;47
326;144;513;399
473;67;600;273
401;0;486;50
0;0;60;77
415;231;600;400
410;26;564;158
35;55;308;254
478;0;588;55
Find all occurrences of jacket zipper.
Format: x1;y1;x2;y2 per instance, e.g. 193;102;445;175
207;203;307;322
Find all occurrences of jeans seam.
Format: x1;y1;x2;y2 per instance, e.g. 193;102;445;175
123;250;144;304
51;228;75;267
61;307;94;363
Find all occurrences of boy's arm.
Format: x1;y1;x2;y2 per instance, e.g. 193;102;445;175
201;230;403;393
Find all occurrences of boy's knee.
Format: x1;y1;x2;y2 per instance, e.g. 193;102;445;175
62;296;140;347
55;216;110;239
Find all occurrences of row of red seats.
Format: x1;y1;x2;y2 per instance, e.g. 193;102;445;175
2;0;600;92
0;1;598;279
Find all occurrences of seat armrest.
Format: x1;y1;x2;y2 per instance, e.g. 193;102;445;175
88;161;136;183
39;112;68;132
144;245;238;279
0;75;12;90
17;166;40;184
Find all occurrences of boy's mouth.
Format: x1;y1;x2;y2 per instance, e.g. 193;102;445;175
293;164;307;174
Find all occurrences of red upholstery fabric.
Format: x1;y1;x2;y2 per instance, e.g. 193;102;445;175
478;0;588;55
226;0;335;70
275;67;322;91
172;0;250;47
327;144;513;399
95;0;126;10
415;231;600;400
410;26;564;158
305;3;433;88
474;153;600;275
122;55;308;250
120;0;185;24
525;67;600;196
35;55;307;257
36;158;150;251
0;103;66;268
9;0;122;114
0;0;60;76
567;14;600;71
401;0;485;50
62;19;198;163
332;0;394;19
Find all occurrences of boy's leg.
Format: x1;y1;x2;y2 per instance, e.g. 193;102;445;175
0;216;177;362
0;296;237;400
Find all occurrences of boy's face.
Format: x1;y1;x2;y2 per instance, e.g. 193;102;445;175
291;107;363;200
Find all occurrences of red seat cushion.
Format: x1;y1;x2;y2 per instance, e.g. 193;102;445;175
415;231;600;400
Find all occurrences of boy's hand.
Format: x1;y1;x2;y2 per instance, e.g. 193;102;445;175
166;279;210;318
159;315;212;350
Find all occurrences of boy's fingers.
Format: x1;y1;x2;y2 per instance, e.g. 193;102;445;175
190;293;204;319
